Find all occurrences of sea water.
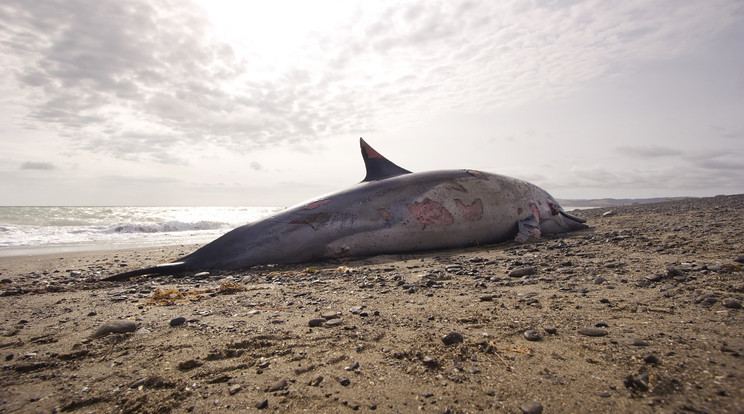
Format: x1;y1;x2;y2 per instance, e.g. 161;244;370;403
0;206;283;257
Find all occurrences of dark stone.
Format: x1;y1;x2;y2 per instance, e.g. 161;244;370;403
442;331;464;345
523;329;542;341
643;354;659;364
308;318;326;327
169;317;186;327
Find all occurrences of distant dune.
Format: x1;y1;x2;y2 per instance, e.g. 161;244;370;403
557;196;691;208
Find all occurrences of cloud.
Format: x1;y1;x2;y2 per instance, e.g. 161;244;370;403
1;0;741;167
20;161;56;170
616;145;682;158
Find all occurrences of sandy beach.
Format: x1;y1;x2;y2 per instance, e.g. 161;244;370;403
1;194;742;413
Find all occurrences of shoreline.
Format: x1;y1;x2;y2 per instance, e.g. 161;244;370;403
1;194;742;413
0;241;205;259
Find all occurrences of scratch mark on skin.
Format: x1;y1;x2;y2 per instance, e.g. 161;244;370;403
304;199;332;210
455;199;483;221
407;198;454;228
446;180;468;192
290;213;329;230
466;170;489;180
377;208;392;221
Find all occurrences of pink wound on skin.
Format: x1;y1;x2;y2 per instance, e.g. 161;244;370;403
455;199;483;221
407;198;454;228
530;203;540;221
304;199;332;210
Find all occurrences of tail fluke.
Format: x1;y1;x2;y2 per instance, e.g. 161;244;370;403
100;262;188;282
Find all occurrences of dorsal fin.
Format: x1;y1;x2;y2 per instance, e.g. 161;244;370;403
360;138;412;182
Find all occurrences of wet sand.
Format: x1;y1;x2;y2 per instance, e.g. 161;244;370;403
1;194;743;413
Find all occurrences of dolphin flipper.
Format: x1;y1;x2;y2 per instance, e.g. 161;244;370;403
515;215;542;243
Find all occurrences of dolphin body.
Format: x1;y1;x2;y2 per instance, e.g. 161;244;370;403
102;139;587;281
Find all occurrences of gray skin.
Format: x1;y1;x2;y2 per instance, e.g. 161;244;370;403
102;139;587;281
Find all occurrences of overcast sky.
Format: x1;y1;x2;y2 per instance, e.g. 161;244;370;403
1;0;742;206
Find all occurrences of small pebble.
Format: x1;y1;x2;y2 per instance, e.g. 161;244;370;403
578;328;608;337
422;356;439;368
228;384;242;395
593;277;607;285
734;255;744;264
308;318;326;327
519;400;543;414
321;312;340;320
169;317;186;327
666;265;684;277
595;322;609;328
509;266;536;278
338;377;351;386
442;331;464;345
722;298;742;309
256;399;268;409
643;354;659;364
91;320;137;338
326;318;343;327
523;329;542;341
645;274;663;282
544;326;557;335
177;359;203;371
349;306;364;314
631;338;649;346
267;379;287;392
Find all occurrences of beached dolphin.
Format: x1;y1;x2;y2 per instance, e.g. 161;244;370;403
102;139;587;281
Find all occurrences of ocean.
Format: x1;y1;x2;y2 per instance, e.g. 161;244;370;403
0;206;284;257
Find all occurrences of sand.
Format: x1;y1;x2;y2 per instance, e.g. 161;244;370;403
1;194;743;413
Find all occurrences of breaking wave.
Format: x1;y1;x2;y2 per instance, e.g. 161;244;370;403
103;220;227;234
